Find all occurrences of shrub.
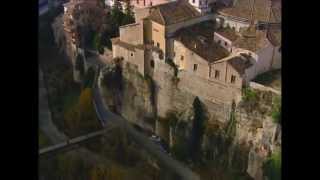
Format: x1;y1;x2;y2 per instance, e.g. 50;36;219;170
144;75;156;106
242;87;257;102
165;58;178;77
263;151;281;180
271;96;281;124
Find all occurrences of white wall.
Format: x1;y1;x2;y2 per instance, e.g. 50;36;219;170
218;15;250;32
213;32;233;52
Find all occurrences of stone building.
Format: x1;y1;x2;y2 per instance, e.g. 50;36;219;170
110;0;281;105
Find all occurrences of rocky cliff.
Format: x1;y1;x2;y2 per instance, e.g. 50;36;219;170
99;58;281;180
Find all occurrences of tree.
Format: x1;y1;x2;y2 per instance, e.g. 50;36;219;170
75;54;85;78
64;88;100;136
83;67;96;88
189;97;207;162
121;0;135;25
93;32;104;54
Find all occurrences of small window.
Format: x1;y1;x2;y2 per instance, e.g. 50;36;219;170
156;42;160;48
218;40;221;45
151;40;154;45
231;75;236;84
224;42;228;46
150;60;155;68
192;0;195;3
131;53;133;57
199;1;202;5
215;70;220;79
193;64;198;71
181;55;184;61
278;46;281;52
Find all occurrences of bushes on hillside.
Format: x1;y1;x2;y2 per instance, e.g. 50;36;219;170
271;96;281;124
64;88;101;137
263;150;281;180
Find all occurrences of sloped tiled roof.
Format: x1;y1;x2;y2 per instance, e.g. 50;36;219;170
149;0;201;25
215;27;239;41
233;25;269;52
228;56;253;75
174;21;230;63
267;0;281;46
218;0;272;22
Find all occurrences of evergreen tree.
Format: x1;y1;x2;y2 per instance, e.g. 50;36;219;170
189;97;206;163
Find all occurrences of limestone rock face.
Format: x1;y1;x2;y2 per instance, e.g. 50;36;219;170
101;63;156;131
99;58;281;180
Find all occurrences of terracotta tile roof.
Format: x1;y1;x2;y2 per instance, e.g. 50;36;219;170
267;0;281;46
215;27;239;41
218;0;273;22
233;26;269;52
227;55;253;75
174;21;230;63
148;0;201;25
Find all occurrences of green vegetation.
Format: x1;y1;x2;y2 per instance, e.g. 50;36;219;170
165;58;179;77
102;63;123;91
242;87;258;102
93;32;105;54
64;88;101;137
189;97;207;163
263;150;281;180
271;96;281;124
39;130;51;148
171;136;189;162
101;0;135;43
144;75;156;106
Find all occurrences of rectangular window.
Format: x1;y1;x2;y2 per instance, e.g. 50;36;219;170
193;64;198;71
231;75;236;84
157;42;160;48
181;55;184;61
215;70;220;79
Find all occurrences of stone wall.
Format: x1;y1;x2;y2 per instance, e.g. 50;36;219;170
112;43;146;76
119;23;144;45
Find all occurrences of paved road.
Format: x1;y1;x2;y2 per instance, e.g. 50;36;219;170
93;67;200;180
